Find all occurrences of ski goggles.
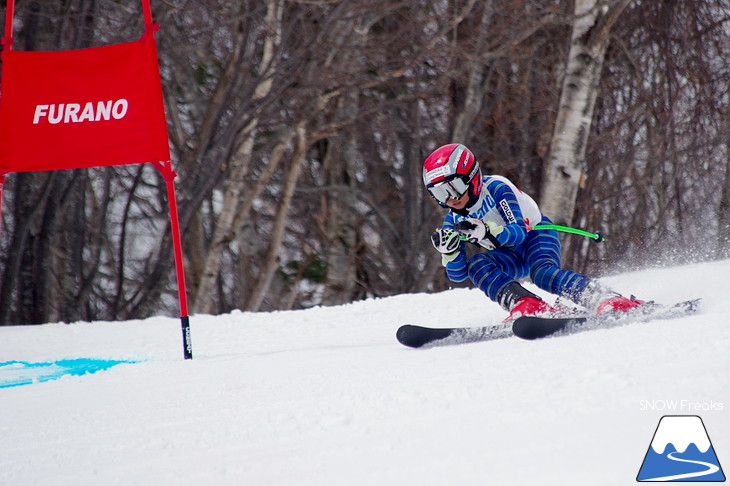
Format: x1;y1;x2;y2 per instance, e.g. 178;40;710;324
427;176;470;204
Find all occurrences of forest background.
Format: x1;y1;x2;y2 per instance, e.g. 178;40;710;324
0;0;728;325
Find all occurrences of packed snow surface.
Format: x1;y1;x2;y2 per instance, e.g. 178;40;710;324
1;260;728;485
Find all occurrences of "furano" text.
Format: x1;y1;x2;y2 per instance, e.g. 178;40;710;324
33;99;129;124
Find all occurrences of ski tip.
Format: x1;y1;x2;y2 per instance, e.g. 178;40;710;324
512;316;580;340
396;324;454;348
511;317;548;340
395;325;410;339
395;325;420;348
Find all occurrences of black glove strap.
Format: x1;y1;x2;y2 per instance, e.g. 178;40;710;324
484;230;502;249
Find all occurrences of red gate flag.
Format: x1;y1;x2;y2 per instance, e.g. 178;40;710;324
1;0;192;359
0;33;170;174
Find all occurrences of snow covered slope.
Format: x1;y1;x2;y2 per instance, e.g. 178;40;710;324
1;260;728;486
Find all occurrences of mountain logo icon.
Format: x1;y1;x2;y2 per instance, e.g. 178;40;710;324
637;415;725;482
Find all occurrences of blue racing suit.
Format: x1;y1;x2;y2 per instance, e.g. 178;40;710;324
442;175;590;304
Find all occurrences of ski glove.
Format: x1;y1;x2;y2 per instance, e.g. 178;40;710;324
455;218;504;248
431;228;461;266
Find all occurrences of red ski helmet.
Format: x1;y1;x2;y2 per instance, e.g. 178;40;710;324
422;143;482;208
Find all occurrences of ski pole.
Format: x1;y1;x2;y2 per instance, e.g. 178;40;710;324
529;224;605;242
454;222;604;244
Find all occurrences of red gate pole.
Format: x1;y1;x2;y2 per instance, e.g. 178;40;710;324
2;0;14;51
0;175;6;244
142;0;192;360
1;0;11;257
141;0;153;27
154;161;193;360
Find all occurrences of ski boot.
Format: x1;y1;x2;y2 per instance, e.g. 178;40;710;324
497;282;556;321
580;281;644;315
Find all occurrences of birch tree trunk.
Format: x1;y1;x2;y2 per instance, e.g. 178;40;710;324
719;92;730;258
540;0;632;225
192;0;283;314
245;124;309;312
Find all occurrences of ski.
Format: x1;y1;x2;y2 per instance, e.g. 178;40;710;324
397;299;701;347
512;298;701;340
396;322;512;348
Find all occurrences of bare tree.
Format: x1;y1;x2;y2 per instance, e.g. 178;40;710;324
1;0;728;324
192;0;284;314
567;0;730;272
540;0;632;226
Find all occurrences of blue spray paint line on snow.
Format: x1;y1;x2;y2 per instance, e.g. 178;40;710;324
0;359;137;388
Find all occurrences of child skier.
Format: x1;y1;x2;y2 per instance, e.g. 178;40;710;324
423;143;642;320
